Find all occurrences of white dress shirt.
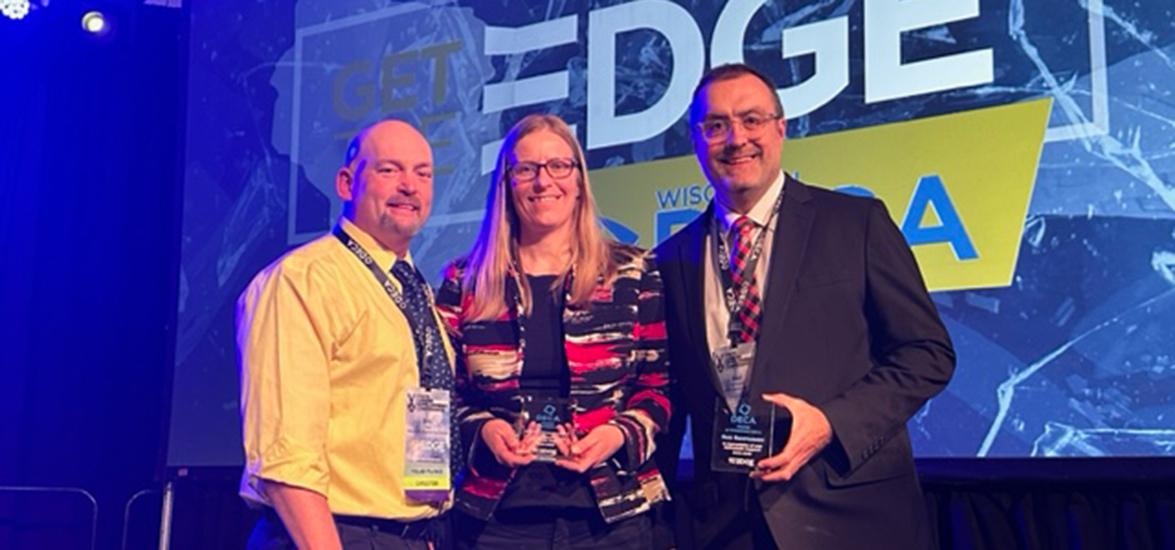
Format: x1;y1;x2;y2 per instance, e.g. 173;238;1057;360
703;171;786;358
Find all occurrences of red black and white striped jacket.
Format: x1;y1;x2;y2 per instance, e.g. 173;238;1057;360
435;243;671;524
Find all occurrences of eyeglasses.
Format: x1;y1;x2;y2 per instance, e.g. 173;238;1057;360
696;112;782;142
508;158;579;182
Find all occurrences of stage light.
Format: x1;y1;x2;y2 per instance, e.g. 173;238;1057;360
81;10;106;34
1;0;31;20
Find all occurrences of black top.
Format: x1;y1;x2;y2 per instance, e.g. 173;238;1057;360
517;275;568;398
498;274;595;510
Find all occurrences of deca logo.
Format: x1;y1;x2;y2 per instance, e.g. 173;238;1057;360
729;402;758;428
653;174;976;261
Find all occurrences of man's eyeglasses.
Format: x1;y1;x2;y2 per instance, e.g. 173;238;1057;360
696;112;782;142
508;158;579;182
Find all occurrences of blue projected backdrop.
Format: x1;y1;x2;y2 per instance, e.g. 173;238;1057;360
169;0;1175;467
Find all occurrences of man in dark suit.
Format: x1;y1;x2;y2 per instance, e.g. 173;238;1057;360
654;63;956;549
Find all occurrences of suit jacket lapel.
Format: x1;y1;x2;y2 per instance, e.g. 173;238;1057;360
676;203;724;397
748;176;814;400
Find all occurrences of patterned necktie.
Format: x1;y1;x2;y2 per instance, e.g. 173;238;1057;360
390;260;464;483
729;216;762;343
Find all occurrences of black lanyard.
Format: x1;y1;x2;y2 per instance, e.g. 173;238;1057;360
709;189;784;319
332;225;443;386
332;226;412;311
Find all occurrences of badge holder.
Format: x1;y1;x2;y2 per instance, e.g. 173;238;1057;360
404;388;451;502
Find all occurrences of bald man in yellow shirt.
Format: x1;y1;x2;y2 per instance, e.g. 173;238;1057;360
237;119;457;549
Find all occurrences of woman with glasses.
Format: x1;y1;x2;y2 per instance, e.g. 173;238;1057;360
435;113;671;549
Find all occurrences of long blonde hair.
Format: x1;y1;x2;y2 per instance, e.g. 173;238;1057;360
463;114;615;321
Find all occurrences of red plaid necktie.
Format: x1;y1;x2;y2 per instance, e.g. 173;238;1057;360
729;216;762;343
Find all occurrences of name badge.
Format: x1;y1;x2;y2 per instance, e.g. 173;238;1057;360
711;398;776;473
712;343;755;411
404;388;451;503
521;395;568;463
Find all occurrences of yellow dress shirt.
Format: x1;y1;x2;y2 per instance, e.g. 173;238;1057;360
237;217;455;520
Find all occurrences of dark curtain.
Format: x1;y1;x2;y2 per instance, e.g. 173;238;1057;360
926;481;1175;550
0;4;184;549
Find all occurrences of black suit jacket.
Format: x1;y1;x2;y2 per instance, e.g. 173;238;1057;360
654;177;955;550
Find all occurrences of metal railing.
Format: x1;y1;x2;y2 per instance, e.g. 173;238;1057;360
0;485;98;550
121;488;162;550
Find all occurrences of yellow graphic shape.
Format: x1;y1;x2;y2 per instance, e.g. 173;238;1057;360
590;98;1052;291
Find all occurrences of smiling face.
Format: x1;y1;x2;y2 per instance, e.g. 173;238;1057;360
692;73;786;213
508;128;581;242
336;120;433;254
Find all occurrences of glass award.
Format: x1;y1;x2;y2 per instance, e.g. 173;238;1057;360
521;395;567;463
711;398;776;473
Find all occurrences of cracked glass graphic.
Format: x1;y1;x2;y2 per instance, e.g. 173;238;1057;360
171;0;1175;466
